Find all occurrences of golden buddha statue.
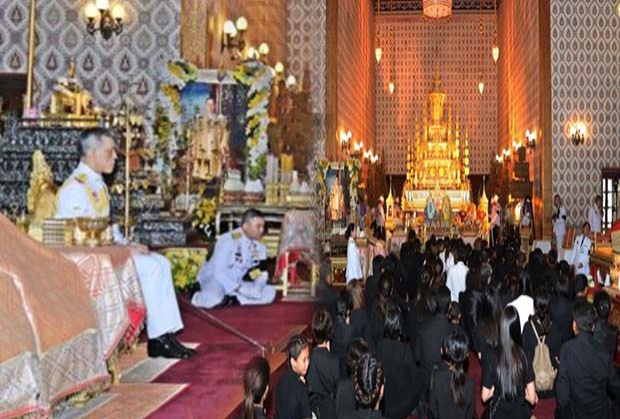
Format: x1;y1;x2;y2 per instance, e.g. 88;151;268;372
48;57;94;117
27;150;57;241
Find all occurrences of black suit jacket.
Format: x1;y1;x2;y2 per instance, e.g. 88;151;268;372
556;333;620;419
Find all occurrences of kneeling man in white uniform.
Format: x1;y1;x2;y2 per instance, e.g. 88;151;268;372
192;209;276;309
56;128;195;359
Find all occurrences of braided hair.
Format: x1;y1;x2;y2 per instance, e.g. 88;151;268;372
354;353;385;409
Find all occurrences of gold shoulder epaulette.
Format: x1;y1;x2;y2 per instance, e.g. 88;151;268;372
75;173;88;184
231;231;242;241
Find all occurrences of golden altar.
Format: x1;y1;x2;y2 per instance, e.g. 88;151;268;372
402;61;471;213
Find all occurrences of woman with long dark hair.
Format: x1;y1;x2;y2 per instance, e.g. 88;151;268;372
370;272;395;347
522;289;561;397
243;356;270;419
429;328;475;419
377;304;420;419
481;306;537;418
472;286;502;359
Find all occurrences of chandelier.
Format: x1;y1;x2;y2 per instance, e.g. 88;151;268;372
423;0;453;20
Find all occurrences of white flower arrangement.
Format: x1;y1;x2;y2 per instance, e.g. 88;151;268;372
234;60;273;181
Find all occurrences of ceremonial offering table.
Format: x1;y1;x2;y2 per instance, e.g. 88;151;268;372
0;215;108;417
57;245;147;359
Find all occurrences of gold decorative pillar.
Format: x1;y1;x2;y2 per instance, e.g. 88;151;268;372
25;0;37;111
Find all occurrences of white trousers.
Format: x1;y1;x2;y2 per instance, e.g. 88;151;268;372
191;274;276;309
554;232;565;250
133;253;183;339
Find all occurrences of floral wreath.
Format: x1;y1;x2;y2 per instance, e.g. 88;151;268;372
233;61;273;181
151;59;199;193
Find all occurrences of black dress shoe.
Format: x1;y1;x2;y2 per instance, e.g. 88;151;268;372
226;295;240;306
167;334;196;357
212;295;240;309
147;335;190;359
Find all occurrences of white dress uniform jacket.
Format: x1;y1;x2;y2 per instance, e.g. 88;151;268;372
553;205;567;248
571;234;591;276
192;228;276;309
588;206;602;233
346;237;363;283
56;162;183;339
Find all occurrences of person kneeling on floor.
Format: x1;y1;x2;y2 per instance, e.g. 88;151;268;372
192;209;276;309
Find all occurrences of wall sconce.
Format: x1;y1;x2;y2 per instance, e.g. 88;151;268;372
511;140;523;152
371;153;379;165
340;130;352;155
353;141;364;158
221;16;248;60
84;0;124;40
363;149;372;162
569;122;586;146
526;129;536;149
502;148;511;163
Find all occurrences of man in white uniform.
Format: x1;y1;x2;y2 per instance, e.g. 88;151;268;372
588;195;603;234
192;209;276;309
552;194;567;250
56;128;194;359
571;221;592;277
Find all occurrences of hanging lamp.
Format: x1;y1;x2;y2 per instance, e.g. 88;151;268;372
492;0;499;63
375;0;382;64
478;0;484;94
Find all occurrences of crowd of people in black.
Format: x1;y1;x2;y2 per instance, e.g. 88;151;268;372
242;231;620;419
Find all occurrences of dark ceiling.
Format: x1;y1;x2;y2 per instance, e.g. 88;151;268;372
375;0;499;13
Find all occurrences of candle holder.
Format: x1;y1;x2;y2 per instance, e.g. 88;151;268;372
279;182;290;206
265;183;279;205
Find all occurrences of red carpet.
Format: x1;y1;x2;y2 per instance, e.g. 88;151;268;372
147;298;313;419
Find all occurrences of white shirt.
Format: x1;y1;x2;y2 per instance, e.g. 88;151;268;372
571;234;591;276
552;205;567;236
508;295;535;332
439;251;455;273
588;206;602;233
346;237;363;283
446;261;468;303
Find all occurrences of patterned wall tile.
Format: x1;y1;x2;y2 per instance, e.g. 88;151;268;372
338;0;376;154
550;0;620;225
287;0;326;166
376;15;498;175
0;0;180;112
